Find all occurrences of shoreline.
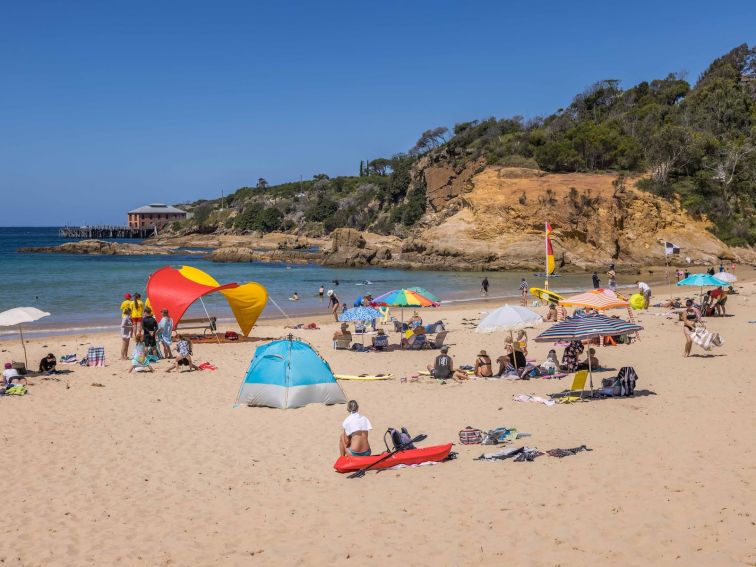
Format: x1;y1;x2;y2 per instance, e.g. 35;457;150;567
5;269;747;339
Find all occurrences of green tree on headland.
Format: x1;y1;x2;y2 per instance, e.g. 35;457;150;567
185;44;756;245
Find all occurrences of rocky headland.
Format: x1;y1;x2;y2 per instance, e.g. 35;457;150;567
20;168;754;270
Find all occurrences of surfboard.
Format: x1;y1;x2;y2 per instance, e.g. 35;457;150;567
334;374;393;381
529;287;564;303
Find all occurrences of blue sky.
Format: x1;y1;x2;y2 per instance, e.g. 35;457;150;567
2;0;754;226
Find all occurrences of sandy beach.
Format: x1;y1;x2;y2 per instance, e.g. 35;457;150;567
2;272;755;566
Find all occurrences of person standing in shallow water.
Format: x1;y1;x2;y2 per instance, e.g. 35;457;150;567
519;278;528;306
592;272;600;289
481;277;489;296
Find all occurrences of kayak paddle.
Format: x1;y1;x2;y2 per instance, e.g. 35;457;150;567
347;434;428;479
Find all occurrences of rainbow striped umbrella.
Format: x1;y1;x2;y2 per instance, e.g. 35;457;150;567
371;289;437;308
408;287;441;304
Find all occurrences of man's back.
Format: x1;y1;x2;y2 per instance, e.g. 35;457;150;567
143;316;158;333
434;354;452;378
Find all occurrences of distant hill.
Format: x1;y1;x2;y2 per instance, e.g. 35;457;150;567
173;44;756;251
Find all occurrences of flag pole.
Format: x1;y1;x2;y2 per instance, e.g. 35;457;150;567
544;223;549;292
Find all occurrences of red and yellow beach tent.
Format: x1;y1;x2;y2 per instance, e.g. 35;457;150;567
146;266;267;336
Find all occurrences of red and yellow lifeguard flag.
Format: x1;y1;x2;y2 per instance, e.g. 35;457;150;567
545;223;555;275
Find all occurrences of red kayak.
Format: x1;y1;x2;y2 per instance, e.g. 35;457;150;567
334;443;453;473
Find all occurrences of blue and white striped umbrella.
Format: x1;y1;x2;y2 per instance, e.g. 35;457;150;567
534;313;642;342
339;306;382;322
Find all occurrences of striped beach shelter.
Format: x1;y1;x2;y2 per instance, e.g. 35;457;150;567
559;288;640;339
235;336;347;409
558;289;629;310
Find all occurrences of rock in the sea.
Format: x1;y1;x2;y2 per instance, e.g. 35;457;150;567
18;239;177;255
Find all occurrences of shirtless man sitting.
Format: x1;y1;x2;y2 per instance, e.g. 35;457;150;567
339;400;372;457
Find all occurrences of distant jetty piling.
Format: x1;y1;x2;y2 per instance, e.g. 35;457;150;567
58;225;154;239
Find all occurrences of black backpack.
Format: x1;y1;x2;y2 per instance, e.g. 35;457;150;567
384;427;415;452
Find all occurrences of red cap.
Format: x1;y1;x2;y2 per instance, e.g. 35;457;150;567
124;293;132;299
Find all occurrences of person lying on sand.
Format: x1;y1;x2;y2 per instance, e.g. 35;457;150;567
3;362;27;386
427;345;467;382
655;298;682;309
339;400;372;457
166;335;199;372
474;350;493;377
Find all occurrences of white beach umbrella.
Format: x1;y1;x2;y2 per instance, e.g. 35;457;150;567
476;305;543;333
714;272;736;283
0;307;51;368
475;305;542;374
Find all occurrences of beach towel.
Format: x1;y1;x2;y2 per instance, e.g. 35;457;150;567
616;367;638;396
513;394;556;406
86;347;105;367
546;445;592;458
475;446;543;462
4;384;27;396
198;362;217;371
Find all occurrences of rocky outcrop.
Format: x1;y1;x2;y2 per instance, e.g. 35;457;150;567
321;228;376;267
18;240;182;255
412;150;484;212
320;167;741;271
204;246;322;264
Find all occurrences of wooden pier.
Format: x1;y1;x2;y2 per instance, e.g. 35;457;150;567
58;225;156;239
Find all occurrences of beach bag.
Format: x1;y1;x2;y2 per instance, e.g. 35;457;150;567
692;326;715;351
224;331;239;341
12;362;27;376
385;427;415;451
459;426;483;445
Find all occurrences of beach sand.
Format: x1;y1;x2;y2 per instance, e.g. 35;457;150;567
1;271;754;566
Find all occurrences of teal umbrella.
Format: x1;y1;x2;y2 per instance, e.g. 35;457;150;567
676;273;727;306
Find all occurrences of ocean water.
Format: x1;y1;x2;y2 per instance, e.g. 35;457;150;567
0;227;634;336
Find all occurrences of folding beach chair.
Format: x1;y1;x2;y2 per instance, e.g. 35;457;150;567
333;337;352;350
86;346;105;367
430;330;448;349
554;370;588;403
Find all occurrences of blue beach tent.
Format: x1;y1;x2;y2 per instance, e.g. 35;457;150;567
235;336;347;409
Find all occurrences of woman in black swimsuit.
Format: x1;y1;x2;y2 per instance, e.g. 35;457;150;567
679;299;700;357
